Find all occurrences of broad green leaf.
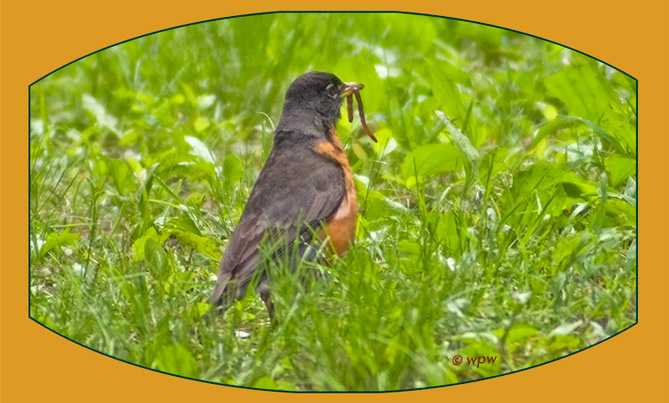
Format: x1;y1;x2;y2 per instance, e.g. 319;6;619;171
603;198;636;228
100;155;134;195
185;136;215;164
371;128;397;156
398;239;421;257
436;212;460;254
549;335;582;352
560;116;629;156
193;117;211;133
505;325;538;344
333;55;385;113
82;94;119;135
180;82;196;106
426;60;469;128
605;118;636;155
38;230;80;259
606;155;636;187
551;232;593;268
144;238;170;279
479;147;508;186
154;344;198;378
223;153;242;186
169;93;185;105
194;302;211;317
535;115;632;157
186;191;206;207
252;376;295;390
252;376;279;390
532;118;576;149
509;162;564;199
132;227;164;261
165;215;201;236
536;101;558;120
400;143;460;181
542;185;571;218
172;231;221;261
153;175;184;204
560;171;598;201
544;65;615;123
363;197;391;223
544;65;635;156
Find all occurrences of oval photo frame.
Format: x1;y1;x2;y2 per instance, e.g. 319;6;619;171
29;11;637;392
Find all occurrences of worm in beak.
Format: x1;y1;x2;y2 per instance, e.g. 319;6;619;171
340;82;377;143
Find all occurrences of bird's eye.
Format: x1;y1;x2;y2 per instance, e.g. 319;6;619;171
326;83;338;98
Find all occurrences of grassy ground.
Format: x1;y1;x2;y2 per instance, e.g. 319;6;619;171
29;13;637;391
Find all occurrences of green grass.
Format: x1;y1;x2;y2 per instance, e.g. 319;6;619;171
29;12;637;391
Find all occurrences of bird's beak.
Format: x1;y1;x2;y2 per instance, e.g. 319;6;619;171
339;82;365;98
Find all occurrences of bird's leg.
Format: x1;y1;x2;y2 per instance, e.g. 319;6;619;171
260;288;275;321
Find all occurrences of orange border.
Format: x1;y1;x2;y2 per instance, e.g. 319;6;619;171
2;1;667;402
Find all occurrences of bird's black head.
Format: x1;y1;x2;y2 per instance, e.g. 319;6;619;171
277;72;363;134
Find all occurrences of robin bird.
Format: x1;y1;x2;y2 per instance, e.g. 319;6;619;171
209;71;376;319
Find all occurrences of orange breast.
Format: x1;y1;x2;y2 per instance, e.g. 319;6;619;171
315;127;358;256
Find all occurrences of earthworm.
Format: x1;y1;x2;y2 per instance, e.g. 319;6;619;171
353;90;377;142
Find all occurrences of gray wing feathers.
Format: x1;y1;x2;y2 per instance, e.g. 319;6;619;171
210;142;345;307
